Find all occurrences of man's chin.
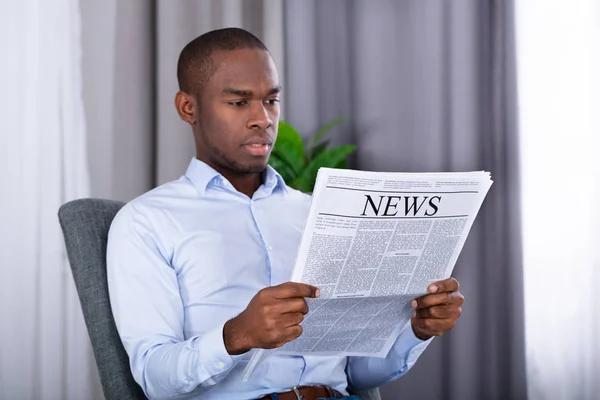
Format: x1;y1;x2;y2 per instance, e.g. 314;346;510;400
230;160;268;174
244;163;269;174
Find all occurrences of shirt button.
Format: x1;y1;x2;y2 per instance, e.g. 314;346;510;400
218;361;225;369
267;245;273;252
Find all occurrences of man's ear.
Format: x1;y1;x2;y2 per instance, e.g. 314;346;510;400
174;91;197;125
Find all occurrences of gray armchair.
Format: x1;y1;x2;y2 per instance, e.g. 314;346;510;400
59;199;144;399
58;198;381;400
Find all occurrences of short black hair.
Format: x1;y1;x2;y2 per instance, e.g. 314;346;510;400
176;27;269;96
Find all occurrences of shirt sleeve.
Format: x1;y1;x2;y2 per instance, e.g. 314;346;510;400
106;203;242;399
346;320;433;391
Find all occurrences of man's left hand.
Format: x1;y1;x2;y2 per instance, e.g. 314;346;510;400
411;277;464;341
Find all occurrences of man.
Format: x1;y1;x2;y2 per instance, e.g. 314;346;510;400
107;28;464;400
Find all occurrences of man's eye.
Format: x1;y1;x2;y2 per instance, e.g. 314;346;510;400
266;99;280;105
230;101;247;107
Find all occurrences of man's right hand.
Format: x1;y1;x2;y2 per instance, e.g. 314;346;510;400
223;282;320;355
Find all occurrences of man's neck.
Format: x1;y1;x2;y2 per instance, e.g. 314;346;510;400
220;170;263;198
194;155;266;197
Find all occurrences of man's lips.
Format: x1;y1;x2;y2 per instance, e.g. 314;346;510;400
242;143;272;156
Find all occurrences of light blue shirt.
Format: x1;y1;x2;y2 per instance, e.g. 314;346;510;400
107;158;431;400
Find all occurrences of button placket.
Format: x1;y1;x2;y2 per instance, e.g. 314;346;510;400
249;200;274;284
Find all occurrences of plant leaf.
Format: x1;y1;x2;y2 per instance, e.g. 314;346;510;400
273;121;305;174
288;176;315;193
311;117;346;146
334;158;348;169
291;144;357;192
308;140;330;161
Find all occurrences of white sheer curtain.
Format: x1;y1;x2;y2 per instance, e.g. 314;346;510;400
516;1;600;399
0;0;102;399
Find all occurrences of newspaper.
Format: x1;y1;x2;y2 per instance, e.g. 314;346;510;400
242;168;492;380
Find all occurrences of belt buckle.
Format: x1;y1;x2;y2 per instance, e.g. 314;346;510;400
291;386;304;400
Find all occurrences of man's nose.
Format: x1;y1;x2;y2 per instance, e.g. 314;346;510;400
246;103;272;130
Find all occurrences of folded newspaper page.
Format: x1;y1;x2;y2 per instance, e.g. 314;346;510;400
242;168;492;380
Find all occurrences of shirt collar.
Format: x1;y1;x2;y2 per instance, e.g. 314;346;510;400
184;158;289;197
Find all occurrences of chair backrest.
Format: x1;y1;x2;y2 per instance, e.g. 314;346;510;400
58;198;146;400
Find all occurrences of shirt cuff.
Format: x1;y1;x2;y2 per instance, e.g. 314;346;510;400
391;320;433;363
186;320;241;379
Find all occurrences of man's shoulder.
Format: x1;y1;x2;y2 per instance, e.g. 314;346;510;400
110;177;194;230
273;185;313;219
111;178;312;231
281;185;313;204
134;177;195;207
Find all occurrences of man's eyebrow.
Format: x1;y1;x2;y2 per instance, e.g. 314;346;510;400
221;85;282;97
267;85;282;95
222;88;253;96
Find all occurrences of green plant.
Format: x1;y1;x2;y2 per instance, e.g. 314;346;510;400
268;118;356;192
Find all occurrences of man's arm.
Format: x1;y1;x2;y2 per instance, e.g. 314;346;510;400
346;319;432;391
107;204;240;399
107;203;320;398
347;278;464;391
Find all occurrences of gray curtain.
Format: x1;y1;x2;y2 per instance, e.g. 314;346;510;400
283;1;526;399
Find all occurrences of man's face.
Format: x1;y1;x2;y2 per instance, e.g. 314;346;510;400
195;48;280;175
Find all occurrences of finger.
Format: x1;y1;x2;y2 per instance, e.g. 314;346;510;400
274;282;320;299
416;304;462;319
281;312;304;327
412;292;449;309
278;297;309;315
414;317;457;336
413;290;464;309
263;325;303;349
282;325;303;344
428;277;459;294
262;323;303;349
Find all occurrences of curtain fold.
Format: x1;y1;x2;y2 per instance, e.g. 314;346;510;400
283;1;526;399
